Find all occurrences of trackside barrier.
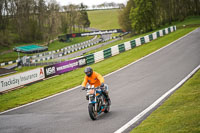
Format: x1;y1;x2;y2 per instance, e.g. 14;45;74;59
135;38;141;46
90;26;176;65
118;44;125;53
124;42;131;51
149;34;153;41
94;51;104;63
0;68;45;92
140;37;145;44
85;54;95;65
152;32;157;40
111;45;120;56
0;26;176;93
156;31;160;38
144;35;150;43
163;29;166;35
130;40;136;48
103;48;112;59
165;28;169;34
159;30;163;36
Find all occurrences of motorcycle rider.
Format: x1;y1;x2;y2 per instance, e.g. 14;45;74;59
82;66;111;105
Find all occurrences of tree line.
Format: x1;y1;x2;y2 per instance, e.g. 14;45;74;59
0;0;90;47
92;2;125;9
119;0;200;34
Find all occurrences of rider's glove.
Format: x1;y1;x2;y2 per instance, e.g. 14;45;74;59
82;87;86;90
100;83;104;88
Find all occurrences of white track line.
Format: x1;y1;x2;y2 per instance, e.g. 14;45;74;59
114;64;200;133
0;28;197;115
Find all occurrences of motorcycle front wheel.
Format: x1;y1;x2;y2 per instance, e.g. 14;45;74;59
88;103;97;120
104;100;110;113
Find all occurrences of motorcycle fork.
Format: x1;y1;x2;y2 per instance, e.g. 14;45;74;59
94;91;97;112
94;91;98;116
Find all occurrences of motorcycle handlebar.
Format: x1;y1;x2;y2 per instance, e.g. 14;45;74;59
82;86;102;91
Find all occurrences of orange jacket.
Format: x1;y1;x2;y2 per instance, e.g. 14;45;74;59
82;71;104;87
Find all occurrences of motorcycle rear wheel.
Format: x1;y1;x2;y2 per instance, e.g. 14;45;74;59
88;104;97;120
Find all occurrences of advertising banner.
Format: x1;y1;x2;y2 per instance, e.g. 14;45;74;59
77;57;87;67
55;59;79;75
0;68;45;92
80;29;123;37
55;57;86;75
44;65;57;78
58;29;124;42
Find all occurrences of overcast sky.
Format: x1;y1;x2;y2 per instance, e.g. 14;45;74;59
56;0;128;7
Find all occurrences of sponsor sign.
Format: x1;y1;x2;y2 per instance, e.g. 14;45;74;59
80;29;122;37
77;57;86;67
0;68;44;92
44;65;56;78
58;29;124;41
43;57;86;78
55;59;80;75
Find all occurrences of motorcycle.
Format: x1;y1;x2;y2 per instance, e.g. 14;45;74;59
83;85;110;120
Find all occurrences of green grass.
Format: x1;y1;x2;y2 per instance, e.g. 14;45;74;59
0;27;196;112
173;16;200;27
131;69;200;133
88;9;120;30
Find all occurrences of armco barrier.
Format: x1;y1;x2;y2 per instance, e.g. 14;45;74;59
170;27;172;32
159;30;163;36
144;35;150;43
85;54;95;65
118;44;125;53
163;29;166;35
149;34;153;41
111;45;120;56
165;28;169;34
94;51;104;63
168;27;171;33
130;40;136;48
140;37;145;44
135;38;141;46
103;48;112;59
124;42;131;51
156;31;160;38
152;32;157;40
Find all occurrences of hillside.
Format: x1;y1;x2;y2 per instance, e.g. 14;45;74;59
87;9;120;30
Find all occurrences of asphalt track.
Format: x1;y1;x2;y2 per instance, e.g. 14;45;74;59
0;28;200;133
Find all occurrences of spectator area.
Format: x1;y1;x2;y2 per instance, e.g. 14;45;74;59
13;45;48;54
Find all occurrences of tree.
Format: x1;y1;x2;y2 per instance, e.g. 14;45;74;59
118;0;136;32
120;0;200;35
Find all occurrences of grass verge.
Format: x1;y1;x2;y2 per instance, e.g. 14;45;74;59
0;27;196;112
131;69;200;133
